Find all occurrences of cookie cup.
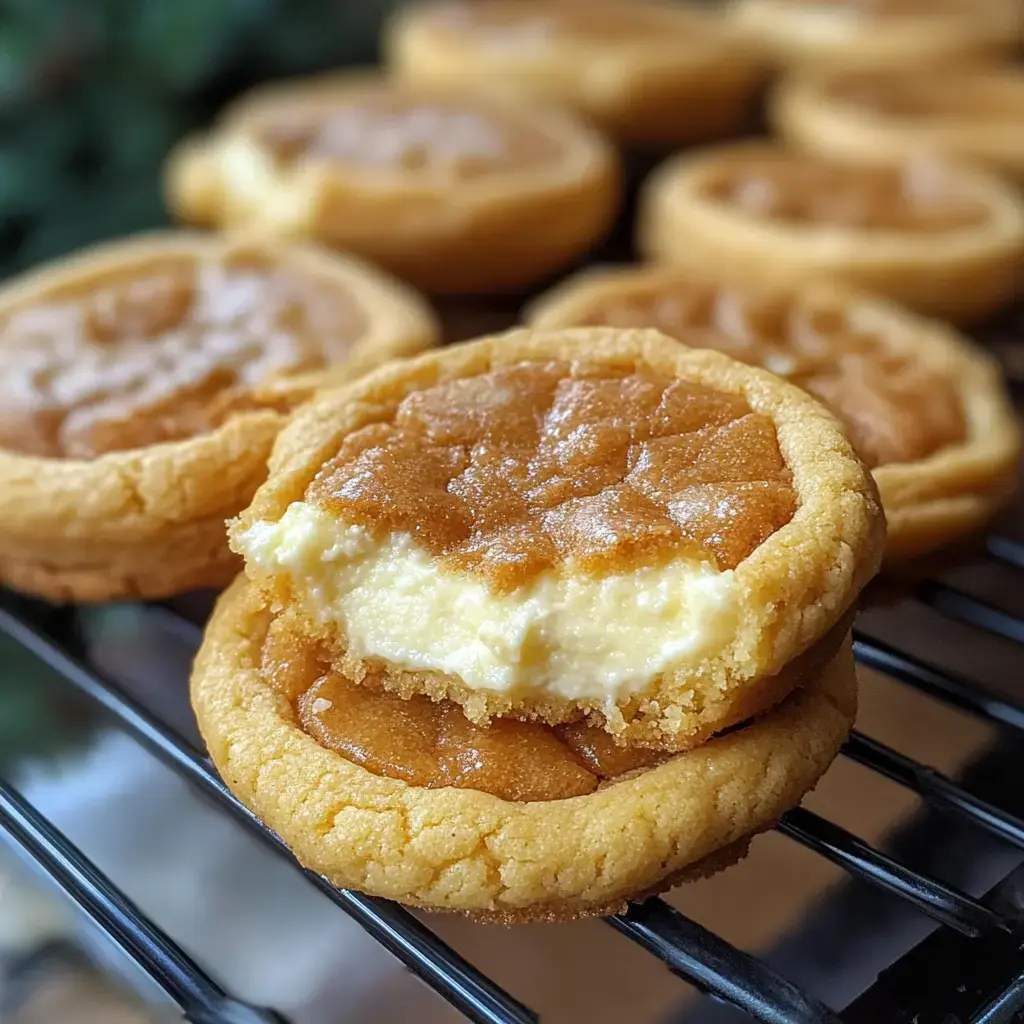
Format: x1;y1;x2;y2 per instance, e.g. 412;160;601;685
165;73;620;295
0;232;438;602
638;142;1024;324
386;1;767;147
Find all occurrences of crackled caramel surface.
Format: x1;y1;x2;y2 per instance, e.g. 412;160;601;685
572;283;966;468
830;71;1024;120
259;92;562;178
262;614;666;802
705;152;986;232
0;253;364;460
308;360;796;592
429;0;702;43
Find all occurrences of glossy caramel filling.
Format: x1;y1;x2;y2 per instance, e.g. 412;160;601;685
259;93;562;178
830;71;1024;120
572;284;966;468
0;253;364;460
263;609;666;801
307;361;796;593
430;0;705;44
706;153;987;232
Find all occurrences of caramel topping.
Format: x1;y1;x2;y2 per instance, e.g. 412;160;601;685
574;283;966;468
0;253;363;459
706;152;987;232
259;93;562;178
431;0;702;44
831;71;1024;120
307;360;796;591
262;613;665;802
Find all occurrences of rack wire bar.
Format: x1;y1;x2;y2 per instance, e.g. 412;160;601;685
842;732;1024;849
986;535;1024;570
608;899;841;1024
776;808;1007;937
970;973;1024;1024
0;777;287;1024
916;580;1024;645
0;603;538;1024
852;632;1024;732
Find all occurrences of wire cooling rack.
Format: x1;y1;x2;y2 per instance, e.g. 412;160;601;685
0;520;1023;1024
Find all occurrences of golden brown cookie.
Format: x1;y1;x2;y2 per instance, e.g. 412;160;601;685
386;0;768;147
727;0;1024;71
165;73;620;295
191;576;858;920
528;266;1021;564
0;232;438;603
774;67;1024;186
637;142;1024;324
229;326;883;749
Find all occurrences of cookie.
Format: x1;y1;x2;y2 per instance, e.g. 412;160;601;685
190;576;857;921
386;0;767;147
0;232;438;602
165;73;620;295
637;142;1024;324
229;326;882;749
727;0;1024;71
774;66;1024;186
528;266;1021;564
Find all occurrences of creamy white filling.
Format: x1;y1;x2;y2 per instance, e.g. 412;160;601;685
237;501;740;705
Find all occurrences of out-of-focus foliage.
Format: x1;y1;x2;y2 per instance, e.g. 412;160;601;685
0;0;401;275
0;0;400;752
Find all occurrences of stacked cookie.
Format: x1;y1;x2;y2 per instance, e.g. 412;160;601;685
0;0;1021;923
192;327;882;918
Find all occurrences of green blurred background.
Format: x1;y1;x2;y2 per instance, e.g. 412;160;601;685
0;0;401;274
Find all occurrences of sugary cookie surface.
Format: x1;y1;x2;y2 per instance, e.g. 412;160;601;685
0;252;364;459
570;284;966;468
262;612;666;802
704;151;986;232
257;91;563;178
307;360;796;593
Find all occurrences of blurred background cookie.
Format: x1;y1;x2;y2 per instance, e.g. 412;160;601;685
638;142;1024;324
774;66;1024;186
166;73;621;295
0;232;437;602
727;0;1024;72
387;0;768;148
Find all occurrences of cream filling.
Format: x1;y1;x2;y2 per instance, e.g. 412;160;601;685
236;501;741;706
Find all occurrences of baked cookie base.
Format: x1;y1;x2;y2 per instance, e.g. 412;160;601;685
191;577;857;920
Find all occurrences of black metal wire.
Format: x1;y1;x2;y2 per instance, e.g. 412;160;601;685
852;632;1024;732
843;732;1024;849
0;603;537;1024
608;900;841;1024
0;777;288;1024
777;808;1008;937
970;973;1024;1024
916;581;1024;645
986;536;1024;571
